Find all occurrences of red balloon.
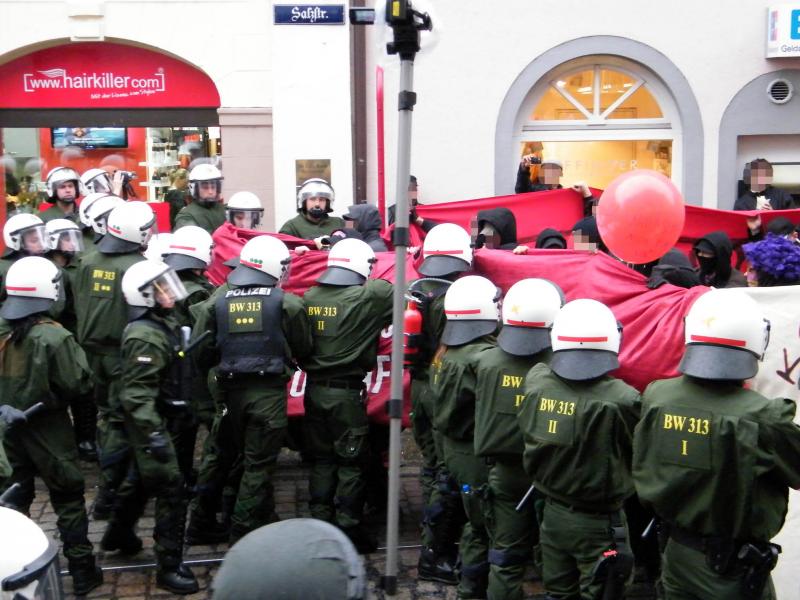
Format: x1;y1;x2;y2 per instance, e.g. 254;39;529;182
596;170;685;264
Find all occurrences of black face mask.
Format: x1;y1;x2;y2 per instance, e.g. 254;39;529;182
696;254;716;274
308;207;326;219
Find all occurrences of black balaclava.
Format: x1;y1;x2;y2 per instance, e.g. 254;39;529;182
693;231;733;286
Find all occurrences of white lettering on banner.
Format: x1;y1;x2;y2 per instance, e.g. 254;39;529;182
370;355;391;393
22;68;166;94
291;5;327;22
381;325;393;339
289;370;306;397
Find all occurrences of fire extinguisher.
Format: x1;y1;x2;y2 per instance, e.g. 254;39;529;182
403;299;423;366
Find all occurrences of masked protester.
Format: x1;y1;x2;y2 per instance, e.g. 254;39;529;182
535;228;568;250
475;278;564;600
693;231;747;288
473;208;518;250
40;167;81;223
343;204;388;252
647;249;701;289
186;235;311;544
279;179;346;248
174;164;226;234
410;223;474;585
431;275;501;598
0;257;103;596
633;289;800;600
101;259;200;594
517;299;641;600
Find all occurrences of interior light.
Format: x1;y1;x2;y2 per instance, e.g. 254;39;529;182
577;86;592;93
623;83;633;88
556;80;566;88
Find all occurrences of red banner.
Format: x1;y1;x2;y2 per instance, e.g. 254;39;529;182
0;42;220;109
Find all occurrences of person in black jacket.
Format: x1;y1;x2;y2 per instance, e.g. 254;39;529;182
692;231;747;288
734;158;795;210
515;158;596;216
343;204;388;252
473;208;518;250
387;175;438;232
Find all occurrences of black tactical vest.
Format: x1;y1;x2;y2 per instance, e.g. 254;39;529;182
215;285;286;376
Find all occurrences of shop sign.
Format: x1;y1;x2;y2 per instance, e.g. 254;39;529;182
274;4;345;25
767;5;800;57
0;42;220;109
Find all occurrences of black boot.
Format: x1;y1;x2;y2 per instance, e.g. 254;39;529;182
92;486;115;521
156;563;199;595
69;556;104;596
341;524;378;554
77;440;98;463
185;512;230;545
101;523;143;555
417;546;458;585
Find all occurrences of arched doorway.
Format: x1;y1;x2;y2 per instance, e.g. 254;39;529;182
495;36;703;202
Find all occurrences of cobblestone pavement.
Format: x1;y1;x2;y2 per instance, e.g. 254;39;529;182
28;431;653;599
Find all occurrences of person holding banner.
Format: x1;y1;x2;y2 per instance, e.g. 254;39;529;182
279;178;345;247
633;289;800;600
734;158;795;211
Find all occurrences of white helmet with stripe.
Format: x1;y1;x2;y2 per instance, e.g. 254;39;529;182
227;234;291;287
679;288;769;380
0;256;62;320
441;275;500;345
163;226;213;271
317;238;376;286
418;223;473;277
498;278;565;356
550;299;621;380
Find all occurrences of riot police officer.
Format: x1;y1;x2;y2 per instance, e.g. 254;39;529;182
301;237;393;553
0;213;50;300
102;259;199;594
633;289;800;600
189;234;312;543
474;278;564;600
279;178;346;245
517;299;640;600
224;191;265;230
431;275;500;598
0;256;102;595
410;223;474;584
40;167;81;223
174;164;226;233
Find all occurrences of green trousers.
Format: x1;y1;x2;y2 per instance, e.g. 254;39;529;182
540;498;628;600
443;436;490;599
2;409;93;562
88;351;127;498
224;380;287;541
303;382;370;529
661;538;775;600
485;459;539;600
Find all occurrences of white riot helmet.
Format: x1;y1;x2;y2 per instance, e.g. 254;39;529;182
98;201;156;254
441;275;500;345
79;193;111;229
3;214;48;255
85;194;125;237
188;164;223;205
45;166;80;202
122;259;188;320
0;506;63;600
679;289;770;381
80;168;113;196
550;299;622;381
418;223;473;277
143;233;173;262
226;191;264;229
296;178;334;215
498;278;565;356
163;226;213;271
45;218;84;257
227;235;291;287
0;257;62;320
317;238;376;286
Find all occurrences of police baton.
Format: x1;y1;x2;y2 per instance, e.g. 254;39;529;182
515;483;536;512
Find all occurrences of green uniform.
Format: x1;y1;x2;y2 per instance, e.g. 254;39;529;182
164;188;190;228
39;203;80;224
174;201;226;234
0;317;95;569
191;281;312;541
278;213;346;239
431;337;496;598
301;278;392;530
0;420;10;480
475;347;550;600
517;363;640;600
633;376;800;600
73;248;145;506
109;312;191;569
0;252;21;304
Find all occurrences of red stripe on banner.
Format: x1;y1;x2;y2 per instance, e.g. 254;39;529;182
506;319;546;327
7;285;36;291
558;335;608;343
690;334;747;347
426;249;465;255
330;257;351;262
445;309;482;315
169;245;197;251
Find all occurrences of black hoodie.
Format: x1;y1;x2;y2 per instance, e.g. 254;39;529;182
535;228;567;249
476;208;517;250
692;231;747;288
343;204;388;252
647;249;701;289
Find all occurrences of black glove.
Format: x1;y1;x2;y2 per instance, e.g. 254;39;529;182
409;206;418;223
0;405;27;428
148;431;172;463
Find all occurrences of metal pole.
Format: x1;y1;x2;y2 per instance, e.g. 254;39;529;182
383;56;414;597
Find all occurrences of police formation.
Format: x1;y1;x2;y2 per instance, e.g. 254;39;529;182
0;167;798;600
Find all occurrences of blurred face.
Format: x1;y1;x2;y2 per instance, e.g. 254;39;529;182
573;232;597;252
174;175;188;190
408;186;419;206
56;181;77;201
198;181;219;201
541;165;562;186
232;211;254;229
748;165;773;192
746;267;758;287
154;282;177;309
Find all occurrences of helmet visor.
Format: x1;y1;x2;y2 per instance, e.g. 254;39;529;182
146;269;188;309
227;209;262;230
53;229;84;254
20;225;50;255
89;173;112;193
